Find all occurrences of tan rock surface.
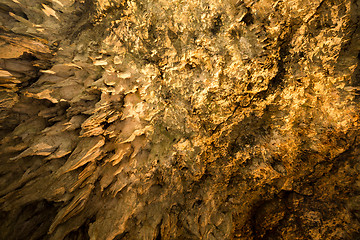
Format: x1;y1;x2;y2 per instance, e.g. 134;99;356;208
0;0;360;239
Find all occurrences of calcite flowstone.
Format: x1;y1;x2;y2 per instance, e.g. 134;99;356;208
0;0;360;239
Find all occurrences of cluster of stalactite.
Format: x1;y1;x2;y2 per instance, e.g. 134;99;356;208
1;0;360;239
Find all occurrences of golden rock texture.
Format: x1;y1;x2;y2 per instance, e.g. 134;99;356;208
1;0;360;239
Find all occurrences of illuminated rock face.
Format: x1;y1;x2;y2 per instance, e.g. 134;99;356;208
1;0;360;239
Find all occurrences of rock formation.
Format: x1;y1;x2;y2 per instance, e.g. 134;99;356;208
1;0;360;239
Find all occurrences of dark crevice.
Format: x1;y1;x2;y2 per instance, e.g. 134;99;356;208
267;20;301;94
210;14;222;35
114;231;129;240
0;200;59;240
241;12;254;26
64;223;90;240
155;219;163;240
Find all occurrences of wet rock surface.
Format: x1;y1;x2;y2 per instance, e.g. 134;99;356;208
0;0;360;239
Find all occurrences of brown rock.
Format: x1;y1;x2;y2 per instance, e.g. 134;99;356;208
0;0;360;239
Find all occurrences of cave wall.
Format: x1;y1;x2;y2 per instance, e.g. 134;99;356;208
1;0;360;239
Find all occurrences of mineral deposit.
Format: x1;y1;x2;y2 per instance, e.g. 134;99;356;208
0;0;360;239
